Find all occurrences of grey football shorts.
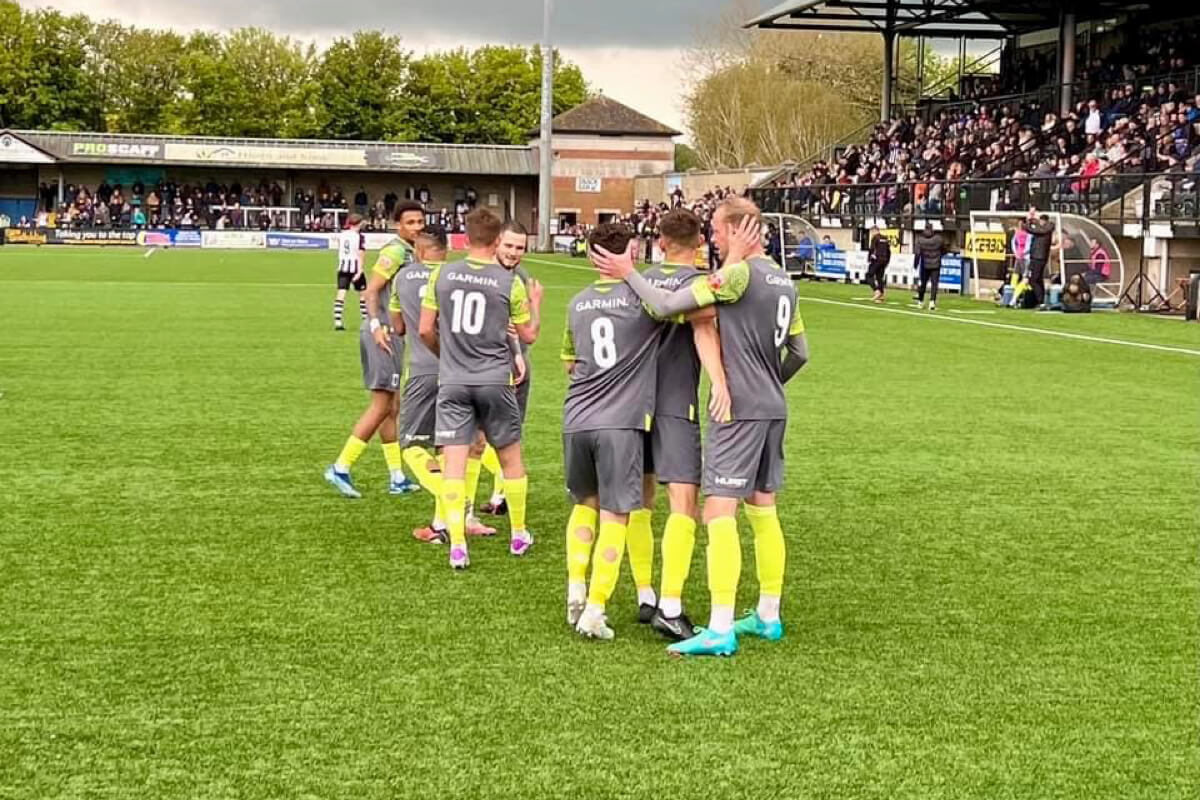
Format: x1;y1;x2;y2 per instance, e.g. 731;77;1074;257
647;415;702;486
702;418;787;499
562;429;645;514
435;383;522;448
398;373;438;446
360;328;404;392
516;374;531;423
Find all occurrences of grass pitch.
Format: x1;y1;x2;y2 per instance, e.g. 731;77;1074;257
1;246;1197;799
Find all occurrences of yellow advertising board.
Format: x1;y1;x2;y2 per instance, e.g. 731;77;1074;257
964;231;1008;260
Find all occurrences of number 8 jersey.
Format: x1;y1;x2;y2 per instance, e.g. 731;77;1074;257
423;257;531;385
561;279;664;433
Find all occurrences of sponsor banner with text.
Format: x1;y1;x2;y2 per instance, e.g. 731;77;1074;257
165;143;367;168
266;232;335;250
47;228;139;245
201;230;266;249
72;141;162;159
3;228;48;245
963;231;1007;261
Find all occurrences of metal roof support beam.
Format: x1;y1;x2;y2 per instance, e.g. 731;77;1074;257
1060;10;1076;115
882;28;896;121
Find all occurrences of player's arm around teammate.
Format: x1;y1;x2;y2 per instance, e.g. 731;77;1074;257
594;200;811;657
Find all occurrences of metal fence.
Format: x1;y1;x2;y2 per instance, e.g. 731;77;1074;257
751;171;1199;231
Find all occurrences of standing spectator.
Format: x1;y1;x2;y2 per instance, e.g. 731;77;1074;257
1023;210;1056;309
639;214;656;262
866;226;891;303
914;222;945;311
1085;100;1103;136
354;187;368;215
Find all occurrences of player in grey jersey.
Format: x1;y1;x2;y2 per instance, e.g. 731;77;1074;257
560;223;720;641
478;221;535;517
419;208;541;570
322;203;425;499
635;209;731;643
593;197;810;657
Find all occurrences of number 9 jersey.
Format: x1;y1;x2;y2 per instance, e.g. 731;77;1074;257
560;279;664;434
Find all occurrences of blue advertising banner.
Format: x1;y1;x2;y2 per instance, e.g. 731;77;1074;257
941;254;964;289
266;233;331;250
814;248;847;280
174;230;202;248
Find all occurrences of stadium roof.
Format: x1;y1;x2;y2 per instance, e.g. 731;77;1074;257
5;130;537;175
745;0;1157;39
545;96;680;138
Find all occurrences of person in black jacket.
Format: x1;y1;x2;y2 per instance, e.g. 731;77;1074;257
1023;210;1056;308
866;226;891;303
914;222;945;311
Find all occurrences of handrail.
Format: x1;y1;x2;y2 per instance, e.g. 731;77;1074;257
748;171;1196;231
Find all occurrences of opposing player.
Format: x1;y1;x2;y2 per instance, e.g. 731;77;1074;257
333;214;368;331
324;202;427;498
636;209;731;642
593;197;810;657
478;221;534;516
419;209;542;569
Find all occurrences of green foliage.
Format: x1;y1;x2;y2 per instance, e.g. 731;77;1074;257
398;46;587;144
0;3;589;144
315;31;410;141
674;142;700;171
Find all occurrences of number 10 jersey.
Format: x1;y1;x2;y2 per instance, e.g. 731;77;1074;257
423;257;531;386
560;280;663;434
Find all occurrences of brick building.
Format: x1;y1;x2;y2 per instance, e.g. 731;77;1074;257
531;95;678;230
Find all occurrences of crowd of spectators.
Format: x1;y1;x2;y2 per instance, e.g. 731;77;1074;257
951;22;1200;102
29;179;484;233
765;83;1200;217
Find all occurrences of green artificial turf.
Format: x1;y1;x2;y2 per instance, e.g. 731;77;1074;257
1;246;1197;799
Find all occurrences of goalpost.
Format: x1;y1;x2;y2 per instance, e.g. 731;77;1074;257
967;211;1126;306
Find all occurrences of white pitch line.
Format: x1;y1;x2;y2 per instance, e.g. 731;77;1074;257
521;256;596;273
798;296;1200;357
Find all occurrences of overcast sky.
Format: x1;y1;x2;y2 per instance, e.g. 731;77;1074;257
26;0;777;135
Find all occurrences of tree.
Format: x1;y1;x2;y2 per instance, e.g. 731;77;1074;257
175;28;319;138
87;22;187;134
316;31;410;141
398;46;587;144
674;143;700;172
0;7;592;144
0;3;100;130
682;0;966;169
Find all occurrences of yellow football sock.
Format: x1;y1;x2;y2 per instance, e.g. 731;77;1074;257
465;458;482;511
587;519;627;606
481;445;502;494
441;478;466;548
706;516;742;607
382;441;404;475
334;436;368;471
626;508;654;591
504;475;529;531
746;504;785;596
566;505;598;583
403;447;442;496
660;513;697;601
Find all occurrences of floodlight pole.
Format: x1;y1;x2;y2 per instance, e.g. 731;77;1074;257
537;0;554;252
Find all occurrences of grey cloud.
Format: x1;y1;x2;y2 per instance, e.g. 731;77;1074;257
71;0;768;48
